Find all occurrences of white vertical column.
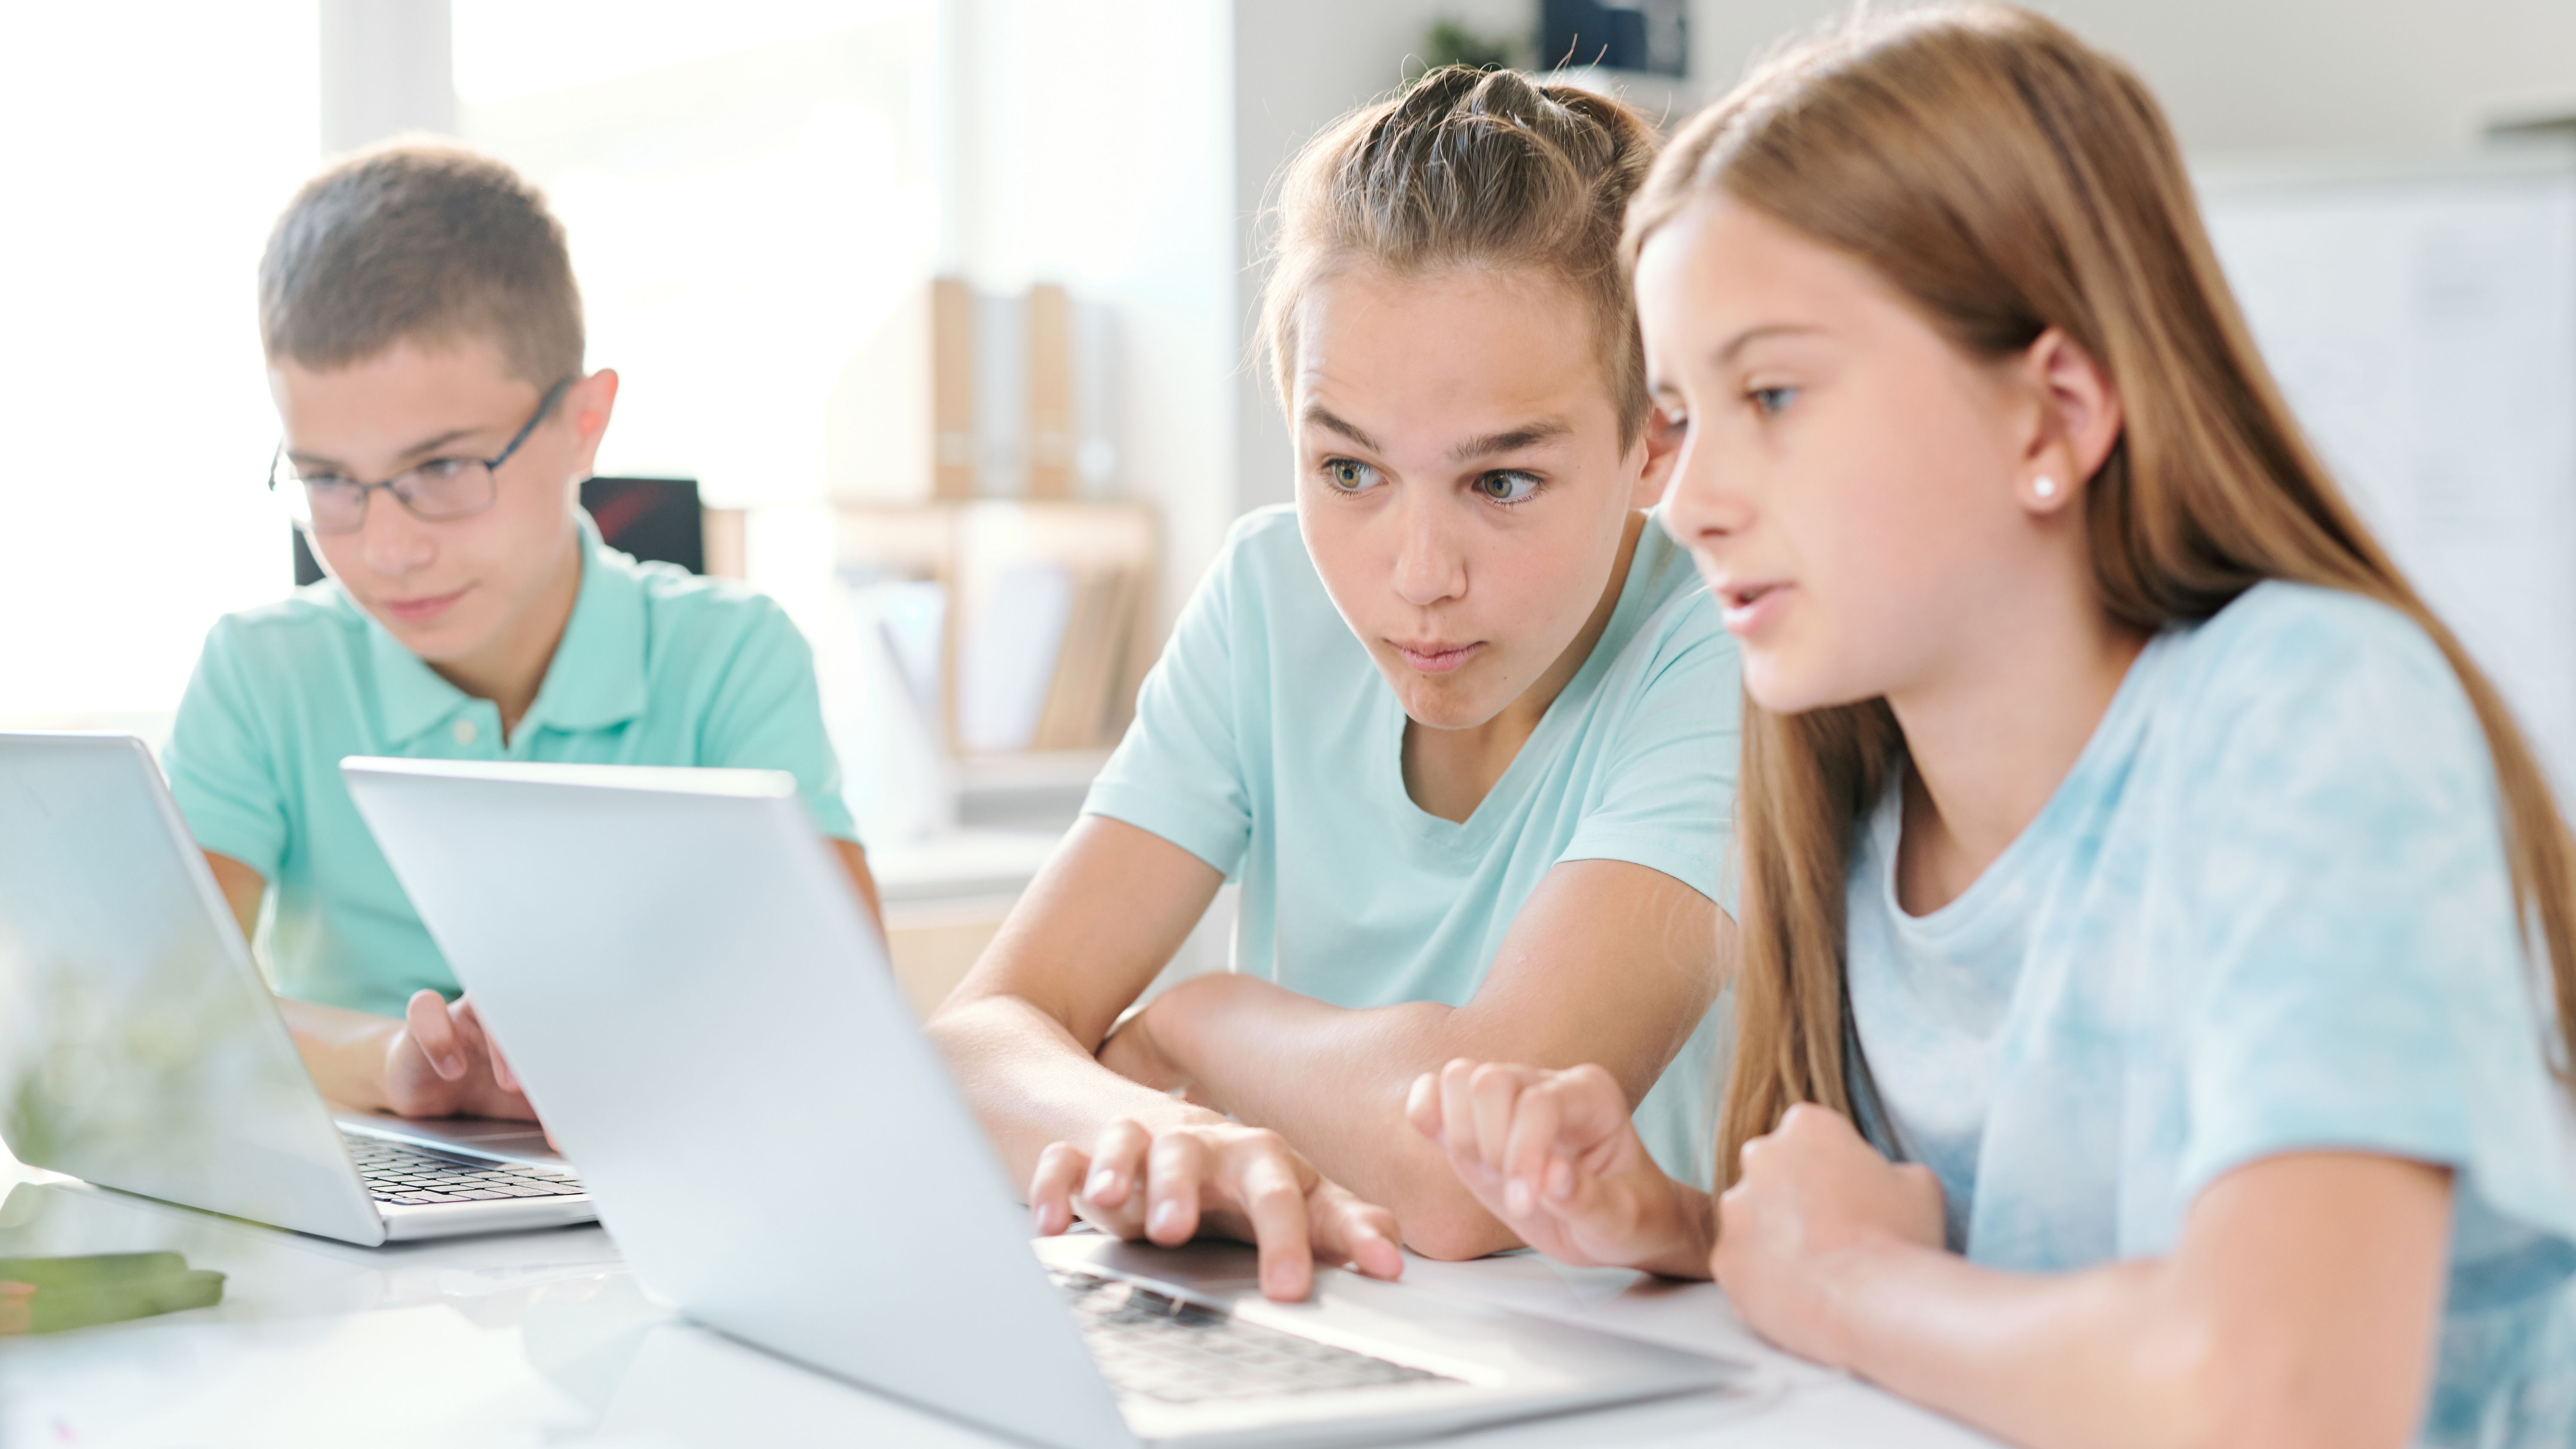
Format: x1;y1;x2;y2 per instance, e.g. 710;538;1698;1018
318;0;455;155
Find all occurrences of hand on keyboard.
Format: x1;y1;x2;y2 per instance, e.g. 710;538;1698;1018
383;990;549;1138
1030;1120;1404;1305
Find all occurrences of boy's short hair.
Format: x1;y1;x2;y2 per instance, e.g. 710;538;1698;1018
259;139;582;386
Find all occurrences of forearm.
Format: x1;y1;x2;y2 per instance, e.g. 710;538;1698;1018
276;997;399;1112
1154;977;1528;1258
928;994;1230;1193
1822;1235;2412;1449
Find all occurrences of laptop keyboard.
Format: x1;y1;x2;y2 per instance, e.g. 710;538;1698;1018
1052;1269;1456;1406
342;1131;585;1206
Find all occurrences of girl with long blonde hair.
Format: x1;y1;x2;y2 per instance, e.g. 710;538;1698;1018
1410;8;2576;1444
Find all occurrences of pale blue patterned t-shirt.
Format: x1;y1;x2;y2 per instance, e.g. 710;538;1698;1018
1085;505;1741;1188
1847;581;2576;1447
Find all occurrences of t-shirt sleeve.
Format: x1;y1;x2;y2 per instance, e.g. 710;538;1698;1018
698;598;861;844
2173;595;2576;1275
1558;598;1744;912
1080;536;1254;877
162;617;291;880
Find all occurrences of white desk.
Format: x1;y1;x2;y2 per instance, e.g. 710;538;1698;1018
0;1154;2000;1448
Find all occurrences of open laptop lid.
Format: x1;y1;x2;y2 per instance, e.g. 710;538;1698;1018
341;757;1132;1449
0;733;384;1243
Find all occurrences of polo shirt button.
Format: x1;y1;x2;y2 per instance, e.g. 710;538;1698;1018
453;718;479;746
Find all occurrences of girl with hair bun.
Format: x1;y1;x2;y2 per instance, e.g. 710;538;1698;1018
933;66;1744;1301
1414;8;2576;1445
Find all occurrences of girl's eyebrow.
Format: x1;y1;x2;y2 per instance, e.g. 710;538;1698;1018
1301;404;1384;453
1450;418;1571;462
1714;323;1828;366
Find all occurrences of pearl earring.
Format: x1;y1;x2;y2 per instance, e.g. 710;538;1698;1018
2033;475;2060;501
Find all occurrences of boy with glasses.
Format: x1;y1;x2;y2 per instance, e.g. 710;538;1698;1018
165;142;876;1123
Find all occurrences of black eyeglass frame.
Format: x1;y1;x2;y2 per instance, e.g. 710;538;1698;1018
267;374;578;534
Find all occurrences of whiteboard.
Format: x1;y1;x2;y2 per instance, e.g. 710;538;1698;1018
2200;152;2576;795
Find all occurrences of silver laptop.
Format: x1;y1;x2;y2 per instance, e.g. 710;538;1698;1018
342;756;1750;1449
0;732;593;1245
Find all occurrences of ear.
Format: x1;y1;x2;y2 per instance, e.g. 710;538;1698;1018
2012;329;2121;516
566;368;621;480
1630;402;1686;509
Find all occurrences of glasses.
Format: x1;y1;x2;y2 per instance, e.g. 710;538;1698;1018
267;376;576;535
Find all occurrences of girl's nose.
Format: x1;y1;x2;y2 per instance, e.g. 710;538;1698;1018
1389;492;1469;608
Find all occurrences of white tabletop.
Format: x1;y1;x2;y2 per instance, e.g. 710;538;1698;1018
0;1154;2000;1449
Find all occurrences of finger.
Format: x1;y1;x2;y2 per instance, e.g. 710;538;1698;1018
1316;1191;1405;1283
1735;1131;1771;1183
1030;1141;1093;1237
1403;1071;1444;1144
1553;1063;1642;1174
1082;1119;1153;1213
1143;1131;1209;1246
404;990;466;1080
451;999;521;1094
1500;1078;1566;1215
1232;1148;1315;1301
1437;1060;1485;1169
1467;1063;1534;1176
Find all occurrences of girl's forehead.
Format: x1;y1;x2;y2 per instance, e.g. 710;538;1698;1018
1293;266;1622;444
1638;200;1945;370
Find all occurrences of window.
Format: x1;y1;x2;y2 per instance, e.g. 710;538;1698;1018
0;4;319;725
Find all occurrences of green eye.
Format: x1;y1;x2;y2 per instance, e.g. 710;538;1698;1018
1324;458;1383;493
1474;471;1541;504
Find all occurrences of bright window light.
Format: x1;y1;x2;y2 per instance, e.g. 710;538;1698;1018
0;4;320;723
453;1;940;507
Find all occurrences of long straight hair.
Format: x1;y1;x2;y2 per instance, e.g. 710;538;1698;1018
1625;4;2576;1182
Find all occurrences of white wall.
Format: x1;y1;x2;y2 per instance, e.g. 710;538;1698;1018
1229;0;1535;513
319;0;454;151
957;0;1241;636
1689;1;2576;155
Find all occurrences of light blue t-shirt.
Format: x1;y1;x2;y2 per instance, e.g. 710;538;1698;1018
164;511;859;1019
1084;505;1742;1187
1847;581;2576;1447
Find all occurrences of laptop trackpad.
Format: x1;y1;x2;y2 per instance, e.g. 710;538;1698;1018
1073;1235;1264;1296
331;1109;565;1166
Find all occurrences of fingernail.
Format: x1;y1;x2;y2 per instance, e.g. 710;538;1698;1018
441;1055;463;1077
1148;1200;1179;1236
1505;1179;1531;1215
1086;1169;1115;1200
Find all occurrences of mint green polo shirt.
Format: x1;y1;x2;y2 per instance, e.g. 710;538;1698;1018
164;512;857;1018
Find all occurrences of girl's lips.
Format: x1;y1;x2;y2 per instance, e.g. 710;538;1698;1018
379;586;468;625
1719;583;1789;638
1393;641;1481;674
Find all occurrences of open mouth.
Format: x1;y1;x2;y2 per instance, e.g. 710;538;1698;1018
1717;581;1788;635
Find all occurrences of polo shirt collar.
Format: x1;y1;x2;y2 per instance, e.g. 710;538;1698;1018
368;510;649;747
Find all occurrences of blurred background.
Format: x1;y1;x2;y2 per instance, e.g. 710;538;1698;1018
5;0;2575;1002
